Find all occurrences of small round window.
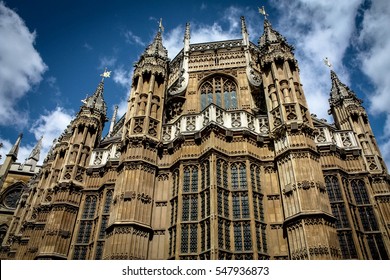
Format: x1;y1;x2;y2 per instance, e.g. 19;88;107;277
2;186;23;209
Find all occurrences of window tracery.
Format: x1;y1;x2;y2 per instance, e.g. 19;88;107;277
200;76;238;110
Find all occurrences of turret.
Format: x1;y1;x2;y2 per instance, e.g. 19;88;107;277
24;136;42;171
104;20;169;260
257;10;340;259
21;71;110;260
0;134;22;189
329;70;387;172
123;19;169;140
258;16;311;132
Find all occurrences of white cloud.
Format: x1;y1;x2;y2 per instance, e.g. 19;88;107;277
98;56;117;70
0;1;47;126
29;107;74;163
46;76;61;96
357;0;390;167
124;30;144;46
116;99;128;119
113;66;132;89
270;0;364;121
112;66;132;118
83;42;93;51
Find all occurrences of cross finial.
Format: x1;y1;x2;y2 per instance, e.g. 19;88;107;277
258;6;268;19
100;67;111;82
323;57;333;69
159;18;164;33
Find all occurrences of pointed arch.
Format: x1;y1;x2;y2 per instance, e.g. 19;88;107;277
199;75;238;110
0;181;26;210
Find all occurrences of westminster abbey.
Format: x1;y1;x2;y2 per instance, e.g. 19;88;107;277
0;14;389;260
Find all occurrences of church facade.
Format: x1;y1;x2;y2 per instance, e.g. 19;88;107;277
1;15;389;260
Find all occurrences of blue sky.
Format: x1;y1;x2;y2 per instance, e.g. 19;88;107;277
1;0;390;168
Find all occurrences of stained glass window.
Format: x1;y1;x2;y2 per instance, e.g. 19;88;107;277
242;194;249;218
183;168;190;193
103;190;113;214
231;164;239;190
182;196;189;221
331;203;350;228
190;195;198;221
223;191;229;218
190;224;197;253
338;231;357;259
201;223;206;251
191;167;198;192
217;191;223;216
358;206;378;231
367;234;388;259
351;179;370;205
234;223;243;251
200;76;238;110
225;221;231;250
73;245;87;260
261;224;267;252
218;221;224;248
181;225;188;253
99;216;108;239
325;176;343;202
239;164;247;189
243;223;252;251
233;195;240;219
3;187;23;209
95;241;104;260
82;196;97;219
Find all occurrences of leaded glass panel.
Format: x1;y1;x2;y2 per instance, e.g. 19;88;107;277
182;196;189;221
190;224;197;253
234;223;242;251
181;225;188;253
243;223;252;251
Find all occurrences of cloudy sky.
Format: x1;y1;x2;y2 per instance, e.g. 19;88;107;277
0;0;390;168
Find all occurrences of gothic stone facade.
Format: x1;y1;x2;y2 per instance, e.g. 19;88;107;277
1;17;390;260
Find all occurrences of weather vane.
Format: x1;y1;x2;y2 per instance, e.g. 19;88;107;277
323;57;333;68
158;18;164;33
100;67;111;81
258;6;269;19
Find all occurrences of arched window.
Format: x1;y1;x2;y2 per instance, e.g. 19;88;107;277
0;183;25;210
200;76;237;110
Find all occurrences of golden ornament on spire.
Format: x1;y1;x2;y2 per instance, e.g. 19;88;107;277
323;57;333;68
258;5;269;19
100;67;111;80
159;18;164;33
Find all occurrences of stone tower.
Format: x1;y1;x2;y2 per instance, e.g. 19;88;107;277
257;19;340;259
326;70;390;259
3;75;108;259
102;23;169;260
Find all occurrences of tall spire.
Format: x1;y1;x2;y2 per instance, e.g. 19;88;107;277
184;22;190;52
0;133;23;188
7;133;23;160
241;16;249;46
82;69;110;116
259;18;288;47
142;19;168;59
257;5;291;49
25;136;43;168
167;22;190;96
108;105;119;137
330;70;360;104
